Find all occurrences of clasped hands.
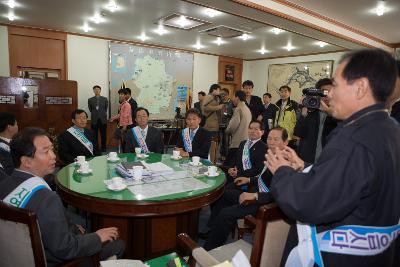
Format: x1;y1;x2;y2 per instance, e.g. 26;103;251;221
266;146;304;174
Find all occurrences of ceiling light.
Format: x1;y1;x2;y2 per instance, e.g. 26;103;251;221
161;13;209;30
6;0;16;8
304;65;309;70
91;14;105;24
82;23;91;33
138;33;149;42
8;12;15;21
154;24;168;35
214;37;224;46
316;41;328;48
177;15;190;28
239;33;251;41
271;28;284;35
106;0;119;12
283;43;295;51
376;0;386;16
258;47;268;55
194;41;204;50
203;8;221;18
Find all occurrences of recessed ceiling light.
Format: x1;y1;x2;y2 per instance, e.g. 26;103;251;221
91;13;105;24
8;12;15;21
193;41;204;50
283;43;295;51
304;65;309;70
316;41;328;48
376;0;386;16
177;15;190;28
160;13;209;30
154;24;168;35
82;23;92;33
271;28;284;35
203;8;221;18
258;47;268;55
5;0;16;8
239;33;251;41
214;37;224;46
106;0;119;12
138;33;149;42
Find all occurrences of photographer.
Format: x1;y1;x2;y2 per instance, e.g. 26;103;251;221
294;78;337;163
202;84;224;138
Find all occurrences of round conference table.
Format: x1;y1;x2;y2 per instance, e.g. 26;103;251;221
56;153;226;260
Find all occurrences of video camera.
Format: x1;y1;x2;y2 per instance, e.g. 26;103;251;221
302;88;327;109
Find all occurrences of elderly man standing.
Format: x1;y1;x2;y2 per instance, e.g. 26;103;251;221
1;127;124;266
267;49;400;267
224;90;252;167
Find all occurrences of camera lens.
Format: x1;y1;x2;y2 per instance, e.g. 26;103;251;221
308;97;318;107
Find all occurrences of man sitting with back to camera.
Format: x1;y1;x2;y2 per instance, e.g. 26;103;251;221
125;107;164;154
225;120;267;184
176;108;211;159
0;112;19;174
202;127;289;250
58;109;100;165
0;127;124;266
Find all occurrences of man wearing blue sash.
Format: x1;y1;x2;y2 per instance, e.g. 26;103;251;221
58;109;100;165
226;120;267;184
0;127;124;266
203;126;289;250
176;108;211;159
267;49;400;267
125;107;163;154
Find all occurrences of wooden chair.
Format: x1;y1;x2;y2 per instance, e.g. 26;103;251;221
176;203;291;267
208;136;219;165
0;201;99;267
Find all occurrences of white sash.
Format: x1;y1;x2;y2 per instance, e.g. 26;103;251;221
182;128;193;153
242;140;252;170
67;127;93;155
132;127;149;153
2;176;50;208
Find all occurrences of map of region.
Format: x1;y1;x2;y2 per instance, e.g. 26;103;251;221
110;42;193;119
267;61;332;101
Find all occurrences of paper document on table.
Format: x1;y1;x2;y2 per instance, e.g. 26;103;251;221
142;161;174;175
100;259;146;267
163;171;190;180
127;178;210;199
231;250;251;267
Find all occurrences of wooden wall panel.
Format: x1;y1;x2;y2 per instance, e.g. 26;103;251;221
8;26;67;79
218;55;243;92
0;77;77;135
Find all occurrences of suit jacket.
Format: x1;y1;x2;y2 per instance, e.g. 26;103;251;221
0;138;14;175
250;168;274;204
262;103;279;132
232;139;267;178
225;101;252;148
0;170;102;266
202;95;220;132
88;96;108;124
391;100;400;123
177;127;211;159
124;126;164;153
128;97;138;127
246;95;264;121
58;128;100;165
194;101;202;115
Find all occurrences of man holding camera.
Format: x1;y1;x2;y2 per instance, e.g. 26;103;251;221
294;78;337;163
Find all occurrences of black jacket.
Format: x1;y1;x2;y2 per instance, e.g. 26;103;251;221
124;126;164;153
231;139;267;178
246;95;264;121
0;138;14;175
262;103;279;132
58;128;100;165
177;127;211;159
128;98;138;127
294;110;337;163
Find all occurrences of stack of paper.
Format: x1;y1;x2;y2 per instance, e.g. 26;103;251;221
142;162;174;175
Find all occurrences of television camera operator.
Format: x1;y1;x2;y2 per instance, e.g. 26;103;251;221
293;78;338;163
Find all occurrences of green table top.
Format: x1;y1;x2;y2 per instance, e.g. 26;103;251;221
56;153;225;201
145;252;188;267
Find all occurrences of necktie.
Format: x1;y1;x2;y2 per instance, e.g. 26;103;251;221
190;130;195;140
248;140;253;149
141;129;146;138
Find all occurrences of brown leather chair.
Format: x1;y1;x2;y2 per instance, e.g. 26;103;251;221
208;136;219;165
176;203;291;267
0;201;99;267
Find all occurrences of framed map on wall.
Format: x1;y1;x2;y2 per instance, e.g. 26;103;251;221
267;60;333;101
109;42;194;119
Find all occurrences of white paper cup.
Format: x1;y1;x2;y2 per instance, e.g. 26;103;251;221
79;161;90;172
132;166;143;180
172;150;180;158
208;166;217;176
111;177;123;187
135;147;142;154
108;152;118;160
192;156;200;165
74;155;85;165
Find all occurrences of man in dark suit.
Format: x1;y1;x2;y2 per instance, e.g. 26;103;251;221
0;112;18;175
176;108;211;159
194;91;206;115
125;107;164;153
242;80;264;121
88;85;108;152
203;127;289;250
261;93;279;141
226;120;267;184
1;127;124;266
125;88;137;128
58;109;100;165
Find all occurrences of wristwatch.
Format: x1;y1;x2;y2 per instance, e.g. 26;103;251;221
254;193;258;201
